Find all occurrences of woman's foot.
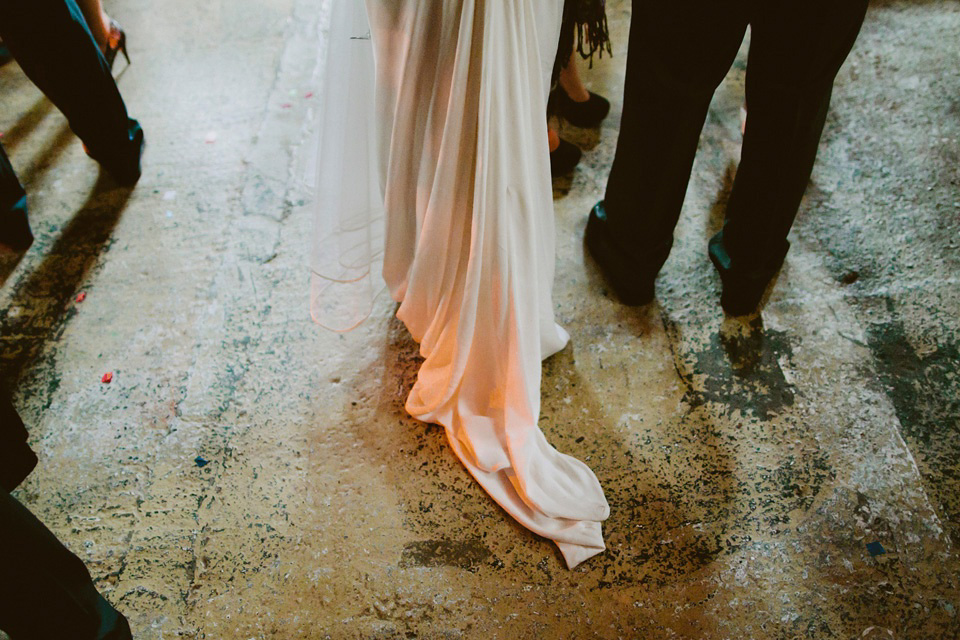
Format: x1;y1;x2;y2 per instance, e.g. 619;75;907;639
549;127;581;176
553;89;610;128
103;18;129;69
0;200;33;254
555;52;610;128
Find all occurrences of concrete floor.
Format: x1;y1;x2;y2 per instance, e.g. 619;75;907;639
1;0;958;638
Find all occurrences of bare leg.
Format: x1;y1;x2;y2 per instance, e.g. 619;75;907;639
558;52;590;102
73;0;111;52
548;126;560;152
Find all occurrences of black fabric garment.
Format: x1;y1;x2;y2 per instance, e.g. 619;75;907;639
0;145;26;216
602;0;869;276
0;144;33;251
0;3;137;635
0;399;132;639
0;0;142;186
0;489;133;640
0;395;38;492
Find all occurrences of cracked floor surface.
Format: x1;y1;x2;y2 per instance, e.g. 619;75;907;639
1;0;958;638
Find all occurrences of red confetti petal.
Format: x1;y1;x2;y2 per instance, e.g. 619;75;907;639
280;103;292;109
304;92;314;99
76;292;87;303
101;372;113;384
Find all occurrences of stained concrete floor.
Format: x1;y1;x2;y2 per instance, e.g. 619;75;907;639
1;1;959;638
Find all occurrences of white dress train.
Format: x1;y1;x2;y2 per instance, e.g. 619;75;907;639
312;0;609;568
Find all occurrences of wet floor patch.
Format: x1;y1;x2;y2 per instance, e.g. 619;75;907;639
399;537;494;571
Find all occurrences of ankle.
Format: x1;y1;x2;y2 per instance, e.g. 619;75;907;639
558;56;591;103
548;127;560;152
563;85;591;103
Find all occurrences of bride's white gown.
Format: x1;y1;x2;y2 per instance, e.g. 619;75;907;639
312;0;609;568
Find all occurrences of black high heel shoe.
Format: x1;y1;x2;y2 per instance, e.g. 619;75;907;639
550;138;582;177
103;19;130;70
552;89;610;129
82;119;145;186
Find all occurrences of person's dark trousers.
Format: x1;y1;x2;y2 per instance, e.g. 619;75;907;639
0;0;143;184
0;397;133;640
0;491;134;640
0;143;33;250
593;0;868;306
0;395;38;492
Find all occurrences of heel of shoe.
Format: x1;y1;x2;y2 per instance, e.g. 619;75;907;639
104;19;129;69
119;32;130;64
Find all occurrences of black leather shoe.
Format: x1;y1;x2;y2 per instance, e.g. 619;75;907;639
87;119;145;186
585;201;670;306
550;138;581;177
0;196;33;253
709;230;788;316
553;89;611;128
106;120;145;186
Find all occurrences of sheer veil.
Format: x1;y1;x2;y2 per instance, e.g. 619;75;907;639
305;0;385;332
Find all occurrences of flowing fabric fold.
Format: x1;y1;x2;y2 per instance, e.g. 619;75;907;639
312;0;609;568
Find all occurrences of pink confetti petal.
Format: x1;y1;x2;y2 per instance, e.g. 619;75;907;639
280;103;292;109
304;92;314;99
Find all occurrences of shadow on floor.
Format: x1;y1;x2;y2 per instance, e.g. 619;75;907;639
0;171;133;394
0;95;56;153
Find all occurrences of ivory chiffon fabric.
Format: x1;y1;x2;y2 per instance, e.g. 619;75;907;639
312;0;609;568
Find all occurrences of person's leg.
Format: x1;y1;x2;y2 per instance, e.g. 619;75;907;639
558;52;590;102
554;50;610;128
0;0;142;184
0;143;33;251
0;490;133;640
73;0;128;68
548;124;582;176
73;0;110;52
711;0;869;313
588;0;748;303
